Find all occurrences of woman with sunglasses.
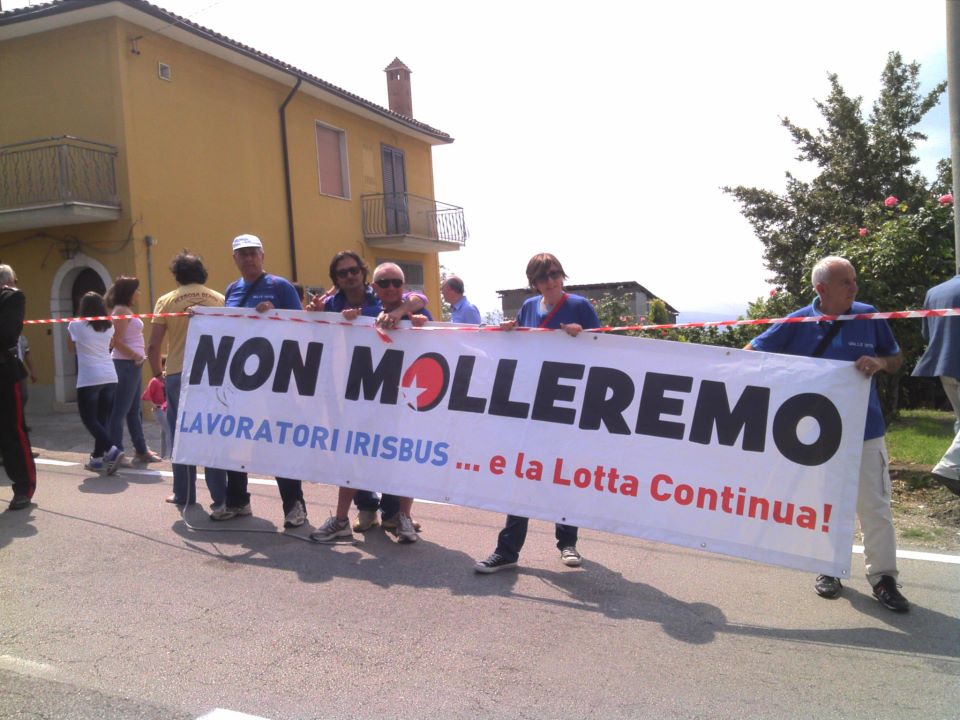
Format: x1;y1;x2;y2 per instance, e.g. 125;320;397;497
474;252;600;573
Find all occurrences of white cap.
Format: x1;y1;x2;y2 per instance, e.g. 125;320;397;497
232;234;263;252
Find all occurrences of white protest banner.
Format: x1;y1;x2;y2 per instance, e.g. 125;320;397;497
174;307;870;576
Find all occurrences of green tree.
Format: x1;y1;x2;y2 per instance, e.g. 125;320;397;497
724;52;947;297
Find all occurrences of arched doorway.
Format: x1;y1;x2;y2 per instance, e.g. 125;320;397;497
50;255;111;404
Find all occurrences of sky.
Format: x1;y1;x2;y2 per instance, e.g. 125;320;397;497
7;0;951;319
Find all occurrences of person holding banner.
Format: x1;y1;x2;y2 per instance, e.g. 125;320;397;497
911;274;960;496
474;252;600;573
309;251;427;533
746;256;909;612
310;262;430;545
147;252;228;508
216;233;309;528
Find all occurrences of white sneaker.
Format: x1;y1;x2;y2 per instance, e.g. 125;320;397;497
309;516;353;543
396;513;419;543
284;500;307;528
210;504;238;521
353;509;379;532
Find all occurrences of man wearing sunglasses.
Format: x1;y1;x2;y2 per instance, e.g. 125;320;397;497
311;251;427;321
310;262;431;545
215;234;308;529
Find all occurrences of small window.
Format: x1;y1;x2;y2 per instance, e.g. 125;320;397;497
158;62;171;81
315;123;349;199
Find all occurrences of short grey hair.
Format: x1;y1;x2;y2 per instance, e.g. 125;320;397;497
373;262;404;282
811;256;852;288
0;264;15;286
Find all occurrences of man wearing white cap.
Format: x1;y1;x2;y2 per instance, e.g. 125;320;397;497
215;233;307;528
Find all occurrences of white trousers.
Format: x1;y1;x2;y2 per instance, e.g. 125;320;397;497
932;375;960;479
857;437;898;585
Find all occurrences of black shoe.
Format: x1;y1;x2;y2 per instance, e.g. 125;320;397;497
815;574;842;598
872;575;909;612
931;469;960;496
8;494;31;511
474;553;518;574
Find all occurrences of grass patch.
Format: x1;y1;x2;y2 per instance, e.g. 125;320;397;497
898;527;944;541
885;409;954;466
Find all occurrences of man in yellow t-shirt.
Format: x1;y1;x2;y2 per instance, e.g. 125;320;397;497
147;252;225;507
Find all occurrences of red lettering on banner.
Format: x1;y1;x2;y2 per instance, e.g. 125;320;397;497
648;473;827;531
552;459;639;497
490;455;506;475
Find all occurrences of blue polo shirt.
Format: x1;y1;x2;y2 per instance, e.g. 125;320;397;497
323;286;381;317
450;296;482;324
224;273;302;310
750;299;899;440
517;293;600;331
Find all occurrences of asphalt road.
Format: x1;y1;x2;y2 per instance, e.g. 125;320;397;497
1;411;958;720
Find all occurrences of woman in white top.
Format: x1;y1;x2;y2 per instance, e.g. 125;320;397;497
67;292;123;474
106;276;160;464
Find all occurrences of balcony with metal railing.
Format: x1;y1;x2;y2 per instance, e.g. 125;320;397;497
0;136;121;233
361;193;466;252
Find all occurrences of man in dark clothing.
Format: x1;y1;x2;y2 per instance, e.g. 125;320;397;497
0;264;36;510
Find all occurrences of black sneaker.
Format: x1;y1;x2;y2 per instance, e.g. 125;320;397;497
8;494;31;511
474;553;518;574
815;574;842;598
872;575;909;612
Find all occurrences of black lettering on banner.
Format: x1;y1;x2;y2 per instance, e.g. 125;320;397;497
579;366;634;435
272;340;324;395
531;361;583;425
345;347;403;404
689;381;770;452
229;337;274;391
772;392;843;466
448;356;487;413
189;334;235;386
488;359;530;419
635;372;692;440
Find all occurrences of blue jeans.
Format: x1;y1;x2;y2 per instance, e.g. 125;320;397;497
76;382;117;458
354;490;401;519
494;515;578;562
109;359;147;455
166;372;226;505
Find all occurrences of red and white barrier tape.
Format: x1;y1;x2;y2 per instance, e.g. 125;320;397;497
21;307;960;333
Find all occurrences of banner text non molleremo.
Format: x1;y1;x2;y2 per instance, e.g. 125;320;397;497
175;308;870;576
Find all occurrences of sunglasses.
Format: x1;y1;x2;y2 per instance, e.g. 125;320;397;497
534;269;564;284
335;266;362;279
375;278;404;289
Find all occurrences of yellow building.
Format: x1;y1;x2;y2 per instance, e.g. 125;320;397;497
0;0;464;408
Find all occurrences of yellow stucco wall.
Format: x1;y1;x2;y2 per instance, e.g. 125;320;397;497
0;13;450;397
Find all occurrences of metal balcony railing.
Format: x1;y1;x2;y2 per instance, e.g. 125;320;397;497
0;136;120;211
362;193;467;247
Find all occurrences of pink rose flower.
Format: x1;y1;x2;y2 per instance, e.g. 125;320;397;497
859;227;868;237
939;194;954;206
769;289;778;297
884;196;898;208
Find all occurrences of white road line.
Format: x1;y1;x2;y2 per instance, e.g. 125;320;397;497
0;654;58;678
852;544;960;564
196;710;271;720
34;458;78;467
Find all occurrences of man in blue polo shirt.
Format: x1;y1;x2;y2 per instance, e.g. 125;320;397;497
747;256;908;612
441;275;482;324
217;234;307;529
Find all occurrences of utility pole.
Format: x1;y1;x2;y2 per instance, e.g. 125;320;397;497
948;1;960;272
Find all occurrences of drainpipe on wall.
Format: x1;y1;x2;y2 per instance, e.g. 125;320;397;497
280;78;302;281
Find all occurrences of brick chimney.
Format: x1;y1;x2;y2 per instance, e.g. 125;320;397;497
384;58;413;118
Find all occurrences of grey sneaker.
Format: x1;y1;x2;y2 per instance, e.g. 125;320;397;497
396;514;419;543
284;500;307;528
104;446;124;476
210;504;238;521
229;503;252;517
560;546;582;567
474;553;518;574
353;509;379;532
309;516;353;543
381;513;421;532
